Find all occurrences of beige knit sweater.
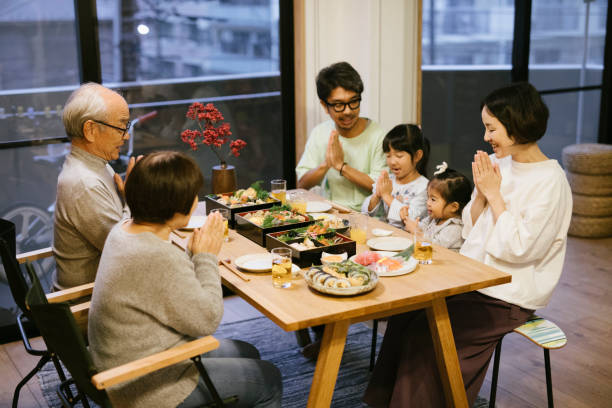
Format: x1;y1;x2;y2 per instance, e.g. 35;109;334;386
88;223;223;408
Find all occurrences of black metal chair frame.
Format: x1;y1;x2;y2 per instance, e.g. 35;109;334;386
23;263;236;408
0;219;73;408
489;336;556;408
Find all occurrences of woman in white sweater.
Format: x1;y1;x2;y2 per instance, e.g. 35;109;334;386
89;151;282;408
363;83;572;408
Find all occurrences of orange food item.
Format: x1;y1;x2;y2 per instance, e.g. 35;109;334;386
322;255;344;263
377;257;403;271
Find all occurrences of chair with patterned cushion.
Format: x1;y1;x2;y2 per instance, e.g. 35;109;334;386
489;315;568;408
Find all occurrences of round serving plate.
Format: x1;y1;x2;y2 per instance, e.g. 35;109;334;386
302;267;378;296
366;236;413;252
234;253;299;273
349;251;418;277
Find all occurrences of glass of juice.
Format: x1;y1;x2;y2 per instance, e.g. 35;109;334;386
288;191;307;214
212;209;230;242
271;248;292;288
413;230;433;264
349;213;368;245
270;179;287;204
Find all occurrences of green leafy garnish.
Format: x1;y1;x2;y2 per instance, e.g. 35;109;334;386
250;180;270;200
396;245;415;260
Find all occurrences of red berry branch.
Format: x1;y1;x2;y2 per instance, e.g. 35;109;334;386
181;102;247;163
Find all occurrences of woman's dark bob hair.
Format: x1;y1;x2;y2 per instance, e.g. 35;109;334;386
126;151;203;224
481;82;549;144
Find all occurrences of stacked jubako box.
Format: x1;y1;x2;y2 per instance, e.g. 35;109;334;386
562;143;612;238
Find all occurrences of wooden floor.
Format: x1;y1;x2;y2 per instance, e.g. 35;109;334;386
1;236;610;407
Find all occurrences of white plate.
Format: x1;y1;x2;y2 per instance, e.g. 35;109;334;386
308;212;334;221
306;201;332;213
234;253;299;274
371;228;393;237
183;215;207;230
349;251;418;277
366;236;413;252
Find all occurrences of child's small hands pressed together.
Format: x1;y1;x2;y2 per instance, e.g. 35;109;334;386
400;205;420;234
374;170;394;204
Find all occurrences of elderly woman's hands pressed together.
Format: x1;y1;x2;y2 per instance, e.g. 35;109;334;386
190;212;225;256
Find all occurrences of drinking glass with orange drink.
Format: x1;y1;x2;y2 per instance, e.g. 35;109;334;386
271;248;292;288
349;213;368;245
287;191;307;214
212;209;230;242
270;179;287;204
413;230;433;264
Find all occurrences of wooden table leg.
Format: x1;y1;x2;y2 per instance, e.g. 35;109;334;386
426;298;469;408
306;320;350;408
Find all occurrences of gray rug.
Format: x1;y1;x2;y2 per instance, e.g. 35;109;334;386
37;316;489;407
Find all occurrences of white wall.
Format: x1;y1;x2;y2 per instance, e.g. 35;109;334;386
301;0;421;139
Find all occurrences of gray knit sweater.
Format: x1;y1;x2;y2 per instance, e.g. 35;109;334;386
53;146;128;288
88;222;223;408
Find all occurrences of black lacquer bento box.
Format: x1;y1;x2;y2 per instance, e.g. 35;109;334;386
204;193;280;228
266;230;357;268
234;208;314;246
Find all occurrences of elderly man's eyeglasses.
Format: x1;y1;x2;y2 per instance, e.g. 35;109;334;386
92;119;131;137
325;98;361;113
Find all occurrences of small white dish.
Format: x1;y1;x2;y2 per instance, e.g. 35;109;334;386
234;253;299;274
183;215;207;230
366;236;413;252
372;228;393;237
306;201;332;213
320;251;348;265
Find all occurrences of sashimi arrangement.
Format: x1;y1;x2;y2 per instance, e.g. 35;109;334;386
351;250;418;277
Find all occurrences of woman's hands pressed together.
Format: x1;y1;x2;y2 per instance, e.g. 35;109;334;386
189;211;225;256
471;150;506;223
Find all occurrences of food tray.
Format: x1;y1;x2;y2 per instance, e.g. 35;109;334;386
205;193;280;228
234;209;314;247
302;265;378;296
266;230;356;268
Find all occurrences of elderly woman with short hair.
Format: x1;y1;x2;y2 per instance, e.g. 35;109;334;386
88;151;282;408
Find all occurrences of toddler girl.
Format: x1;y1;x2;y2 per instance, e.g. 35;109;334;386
362;124;430;228
401;162;472;251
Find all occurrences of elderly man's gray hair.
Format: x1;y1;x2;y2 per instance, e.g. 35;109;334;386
62;83;114;140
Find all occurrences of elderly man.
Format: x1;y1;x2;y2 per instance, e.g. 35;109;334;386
53;83;136;289
296;61;387;211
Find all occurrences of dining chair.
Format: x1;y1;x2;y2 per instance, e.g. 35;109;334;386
489;315;567;408
0;218;74;408
24;264;237;408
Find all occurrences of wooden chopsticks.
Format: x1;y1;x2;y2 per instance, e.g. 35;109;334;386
220;259;251;282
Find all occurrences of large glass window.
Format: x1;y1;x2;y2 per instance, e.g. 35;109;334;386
422;0;514;66
422;0;515;179
422;0;608;175
529;0;607;161
0;0;79;330
96;0;282;192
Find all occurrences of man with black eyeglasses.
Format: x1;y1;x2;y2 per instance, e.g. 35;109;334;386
53;83;138;289
296;61;386;211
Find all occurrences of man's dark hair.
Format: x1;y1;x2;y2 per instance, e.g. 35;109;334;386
316;61;364;101
126;151;203;224
481;82;549;144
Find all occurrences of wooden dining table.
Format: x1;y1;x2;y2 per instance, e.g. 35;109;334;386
179;193;511;408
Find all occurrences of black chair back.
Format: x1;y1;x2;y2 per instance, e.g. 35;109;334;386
0;219;30;315
25;271;111;407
